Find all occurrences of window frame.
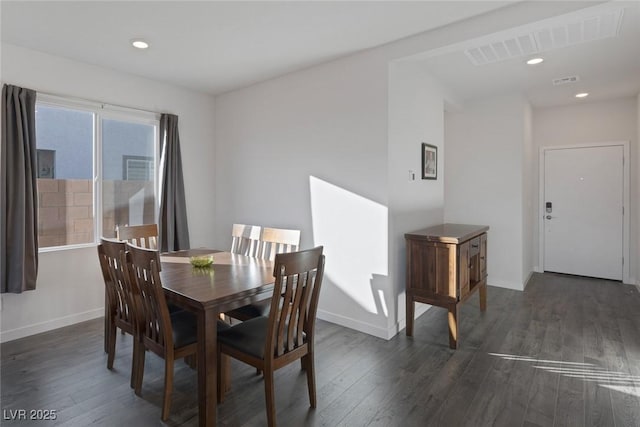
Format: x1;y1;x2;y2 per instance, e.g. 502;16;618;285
36;94;160;253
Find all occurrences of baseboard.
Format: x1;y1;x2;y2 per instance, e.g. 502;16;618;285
318;304;432;341
0;307;104;343
317;309;394;340
395;303;431;336
522;271;534;290
533;266;543;273
487;279;524;291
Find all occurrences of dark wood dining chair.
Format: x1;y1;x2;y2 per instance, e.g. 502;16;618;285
125;242;229;421
116;224;158;249
225;227;301;322
217;246;325;427
230;223;262;257
97;238;138;387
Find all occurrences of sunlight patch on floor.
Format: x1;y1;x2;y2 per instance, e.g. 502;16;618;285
489;352;640;398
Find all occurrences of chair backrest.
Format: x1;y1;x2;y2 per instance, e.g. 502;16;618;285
265;246;324;362
125;243;172;354
117;224;158;249
259;227;301;261
230;224;262;257
98;238;136;328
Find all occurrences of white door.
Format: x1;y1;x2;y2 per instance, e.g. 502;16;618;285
543;145;623;280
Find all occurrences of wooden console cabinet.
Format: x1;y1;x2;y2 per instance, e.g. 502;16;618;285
405;224;489;349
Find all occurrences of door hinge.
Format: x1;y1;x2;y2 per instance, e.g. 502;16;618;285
622;257;624;266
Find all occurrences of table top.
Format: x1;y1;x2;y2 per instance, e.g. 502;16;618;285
405;223;489;244
160;249;275;311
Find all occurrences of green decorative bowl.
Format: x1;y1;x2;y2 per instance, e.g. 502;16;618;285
189;255;214;268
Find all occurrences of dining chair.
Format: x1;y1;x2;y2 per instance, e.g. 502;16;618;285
225;227;302;321
230;223;262;257
97;238;138;387
116;224;158;249
258;227;301;261
217;247;325;427
125;242;229;421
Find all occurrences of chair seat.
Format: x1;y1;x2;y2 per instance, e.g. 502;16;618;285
218;316;305;359
171;311;231;348
225;300;270;321
218;316;269;358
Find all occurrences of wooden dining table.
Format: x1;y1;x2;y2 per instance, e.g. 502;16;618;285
159;249;275;427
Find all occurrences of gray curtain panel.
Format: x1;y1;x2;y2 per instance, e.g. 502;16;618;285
159;113;190;252
1;84;38;293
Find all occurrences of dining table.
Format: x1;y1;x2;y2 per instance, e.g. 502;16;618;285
159;249;275;427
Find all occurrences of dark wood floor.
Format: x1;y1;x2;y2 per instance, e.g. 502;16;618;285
2;273;640;426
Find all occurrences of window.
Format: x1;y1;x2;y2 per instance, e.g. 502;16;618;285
35;97;159;250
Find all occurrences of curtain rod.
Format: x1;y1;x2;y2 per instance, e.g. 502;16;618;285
35;88;162;117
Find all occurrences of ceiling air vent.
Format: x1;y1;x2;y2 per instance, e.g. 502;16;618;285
464;8;624;66
552;75;580;86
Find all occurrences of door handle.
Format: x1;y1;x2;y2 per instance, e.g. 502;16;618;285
546;215;554;220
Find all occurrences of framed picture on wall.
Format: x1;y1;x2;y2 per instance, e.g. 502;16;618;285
421;143;437;180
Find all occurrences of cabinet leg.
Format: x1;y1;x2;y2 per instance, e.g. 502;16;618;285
406;295;414;337
448;305;459;349
479;283;487;312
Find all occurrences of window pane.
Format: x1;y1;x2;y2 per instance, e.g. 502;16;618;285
36;104;94;248
102;119;156;239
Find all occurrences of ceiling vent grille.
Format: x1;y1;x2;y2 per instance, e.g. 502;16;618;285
464;8;624;66
552;75;580;86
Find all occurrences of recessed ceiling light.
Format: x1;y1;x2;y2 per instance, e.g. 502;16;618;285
575;92;589;98
526;57;544;65
131;39;149;49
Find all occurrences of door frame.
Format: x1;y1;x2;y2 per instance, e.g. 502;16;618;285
538;141;630;284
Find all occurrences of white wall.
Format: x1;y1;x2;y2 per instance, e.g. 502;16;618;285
638;93;640;285
532;97;638;284
388;63;446;334
214;48;393;338
444;95;528;290
0;44;216;342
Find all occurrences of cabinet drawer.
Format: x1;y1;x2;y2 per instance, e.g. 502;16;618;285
469;237;481;257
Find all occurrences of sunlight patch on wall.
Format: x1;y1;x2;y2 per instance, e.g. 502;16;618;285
309;176;388;314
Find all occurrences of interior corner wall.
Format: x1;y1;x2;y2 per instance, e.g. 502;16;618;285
388;62;445;334
532;97;638;284
0;43;216;342
444;95;526;290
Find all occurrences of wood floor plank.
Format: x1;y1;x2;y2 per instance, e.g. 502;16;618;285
2;274;640;427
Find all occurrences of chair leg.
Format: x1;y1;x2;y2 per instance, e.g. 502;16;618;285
130;336;140;389
264;370;276;427
161;356;174;421
134;344;146;396
106;323;117;369
303;354;317;408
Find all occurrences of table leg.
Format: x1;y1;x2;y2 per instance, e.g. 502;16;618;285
448;304;459;349
406;293;414;337
198;308;217;427
479;282;487;312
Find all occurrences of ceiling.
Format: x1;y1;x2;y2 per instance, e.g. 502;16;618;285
0;1;512;95
2;1;638;108
414;1;640;107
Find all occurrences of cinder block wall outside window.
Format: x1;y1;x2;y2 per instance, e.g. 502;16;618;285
37;179;154;247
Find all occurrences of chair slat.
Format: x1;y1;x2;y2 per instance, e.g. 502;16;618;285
117;224;158;250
